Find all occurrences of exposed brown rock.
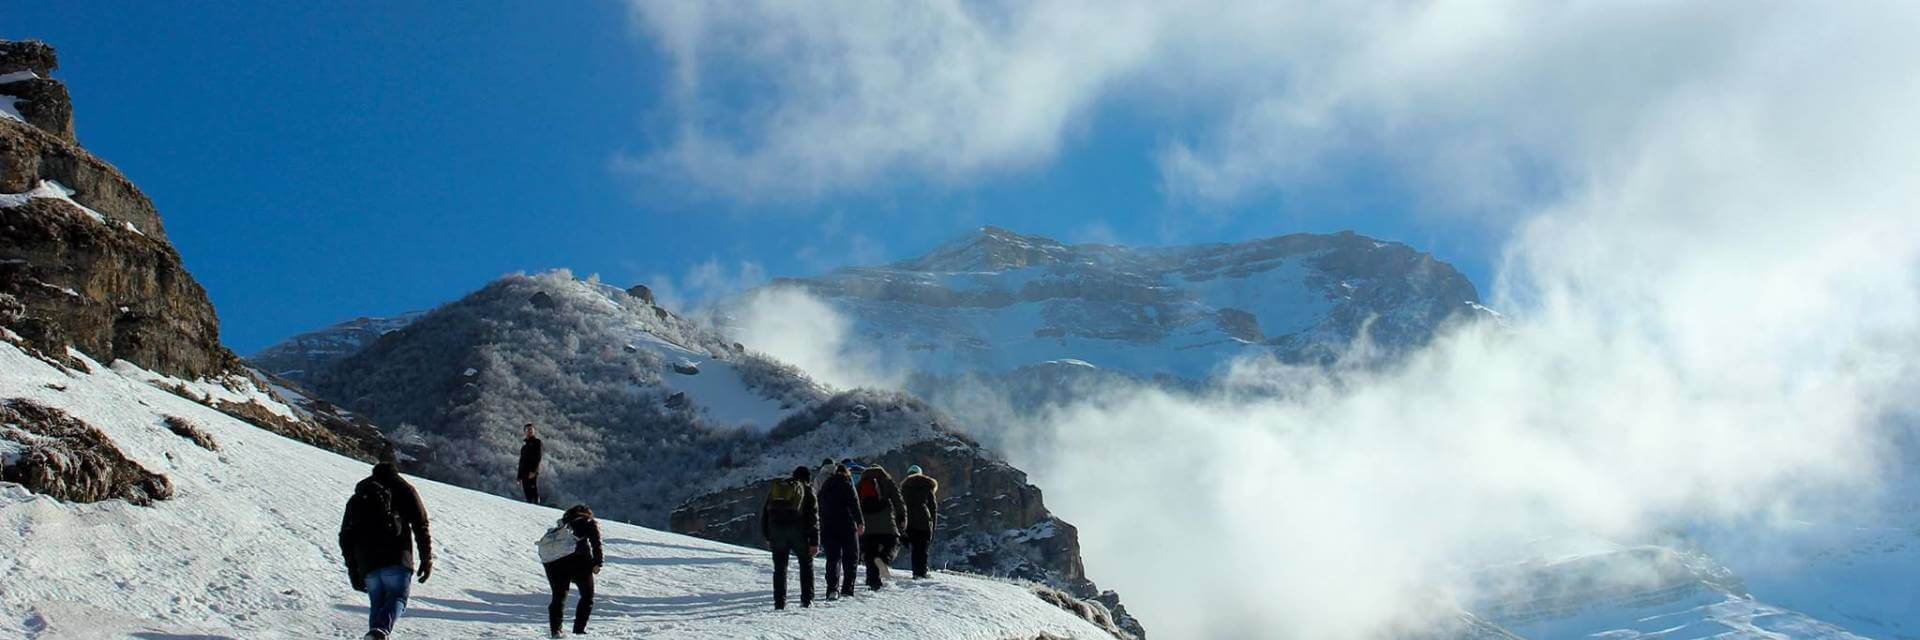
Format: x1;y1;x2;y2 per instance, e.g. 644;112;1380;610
0;398;173;506
162;415;219;451
1;197;229;379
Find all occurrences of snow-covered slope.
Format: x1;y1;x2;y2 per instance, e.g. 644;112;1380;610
1468;543;1878;639
747;226;1486;381
0;340;1115;639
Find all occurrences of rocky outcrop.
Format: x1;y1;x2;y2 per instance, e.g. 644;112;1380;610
162;415;219;451
0;41;386;463
1;41;75;143
0;398;173;505
1031;585;1136;640
672;391;1146;638
0;40;225;380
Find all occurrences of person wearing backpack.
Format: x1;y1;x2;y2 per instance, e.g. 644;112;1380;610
815;463;864;599
760;466;819;609
519;423;543;504
338;462;433;640
899;465;940;579
855;466;907;590
537;504;603;638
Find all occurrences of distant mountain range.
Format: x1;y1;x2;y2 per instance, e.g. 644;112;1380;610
743;226;1488;381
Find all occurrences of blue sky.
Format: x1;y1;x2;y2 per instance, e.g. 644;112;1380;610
5;2;1500;353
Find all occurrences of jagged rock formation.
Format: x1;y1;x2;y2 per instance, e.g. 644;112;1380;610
748;226;1487;379
671;389;1146;638
0;398;172;505
0;40;381;462
248;312;424;386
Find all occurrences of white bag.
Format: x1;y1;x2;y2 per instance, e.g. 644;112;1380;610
536;523;579;563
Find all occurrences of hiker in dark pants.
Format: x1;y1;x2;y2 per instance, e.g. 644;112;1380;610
519;423;543;503
339;462;433;640
900;464;940;578
762;466;820;609
855;466;907;590
816;463;864;599
541;505;603;638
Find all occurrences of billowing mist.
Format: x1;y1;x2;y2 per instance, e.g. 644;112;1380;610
635;1;1920;637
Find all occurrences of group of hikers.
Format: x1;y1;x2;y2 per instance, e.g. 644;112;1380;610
336;423;941;639
762;456;942;609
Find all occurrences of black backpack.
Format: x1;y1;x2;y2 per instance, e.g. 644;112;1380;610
348;479;404;546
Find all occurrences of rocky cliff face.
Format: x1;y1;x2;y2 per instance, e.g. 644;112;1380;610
0;41;230;380
0;40;381;461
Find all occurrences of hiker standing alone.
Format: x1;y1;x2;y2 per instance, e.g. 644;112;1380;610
519;423;543;504
339;462;434;640
900;465;940;578
856;466;907;590
816;463;864;599
538;504;604;638
762;466;819;609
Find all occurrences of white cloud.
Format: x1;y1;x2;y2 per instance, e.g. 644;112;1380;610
644;258;767;311
622;0;1160;202
727;286;904;391
623;1;1866;213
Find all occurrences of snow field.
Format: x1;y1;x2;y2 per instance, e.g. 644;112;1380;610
0;342;1112;639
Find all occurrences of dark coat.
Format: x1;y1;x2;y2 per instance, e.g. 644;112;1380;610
518;436;543;478
900;473;939;533
760;478;819;547
551;514;604;567
338;463;432;577
816;473;864;540
856;469;907;538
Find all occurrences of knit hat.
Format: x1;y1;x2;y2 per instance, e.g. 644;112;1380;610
792;465;812;482
907;465;923;475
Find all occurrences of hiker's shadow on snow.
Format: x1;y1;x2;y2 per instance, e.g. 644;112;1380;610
401;588;762;625
605;537;759;557
608;554;743;567
130;634;239;640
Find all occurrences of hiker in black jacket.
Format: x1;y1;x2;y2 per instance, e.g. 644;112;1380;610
816;463;864;599
519;423;543;503
543;504;604;638
761;466;819;609
339;462;433;640
856;466;907;590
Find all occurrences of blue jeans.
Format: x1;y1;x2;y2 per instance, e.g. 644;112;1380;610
366;565;412;634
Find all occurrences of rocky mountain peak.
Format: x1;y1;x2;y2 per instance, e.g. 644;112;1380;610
899;225;1079;272
1;40;75;143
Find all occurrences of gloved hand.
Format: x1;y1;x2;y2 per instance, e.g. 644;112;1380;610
808;546;820;558
416;558;433;584
349;571;366;592
593;564;603;575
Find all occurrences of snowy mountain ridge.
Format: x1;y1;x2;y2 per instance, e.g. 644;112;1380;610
249;311;426;386
748;226;1487;380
